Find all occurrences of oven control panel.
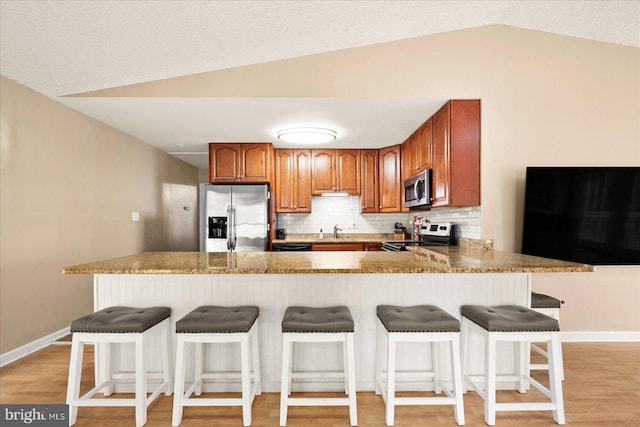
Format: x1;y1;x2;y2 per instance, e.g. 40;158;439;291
419;222;452;237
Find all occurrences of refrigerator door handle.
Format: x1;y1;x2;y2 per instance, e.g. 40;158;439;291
226;204;232;251
231;204;237;250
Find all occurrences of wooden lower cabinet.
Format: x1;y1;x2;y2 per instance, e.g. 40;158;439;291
311;242;382;251
364;243;382;251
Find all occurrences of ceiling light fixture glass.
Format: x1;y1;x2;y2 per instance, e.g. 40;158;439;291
277;127;337;144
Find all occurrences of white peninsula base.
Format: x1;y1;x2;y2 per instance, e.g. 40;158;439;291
93;272;531;393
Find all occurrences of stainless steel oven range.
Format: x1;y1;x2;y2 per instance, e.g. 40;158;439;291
382;222;459;251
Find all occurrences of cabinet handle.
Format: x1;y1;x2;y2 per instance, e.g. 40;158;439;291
379;205;382;209
361;206;364;209
293;205;297;209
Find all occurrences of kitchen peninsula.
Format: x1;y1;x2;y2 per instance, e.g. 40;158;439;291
64;248;592;393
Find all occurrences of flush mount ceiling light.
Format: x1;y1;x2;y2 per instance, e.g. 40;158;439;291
277;127;337;144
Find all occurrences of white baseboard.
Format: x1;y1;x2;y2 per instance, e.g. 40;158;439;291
0;327;70;367
561;331;640;342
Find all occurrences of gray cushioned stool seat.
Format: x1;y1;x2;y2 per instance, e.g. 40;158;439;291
461;305;559;332
282;306;354;333
70;306;170;333
531;292;562;309
377;305;460;332
176;306;259;333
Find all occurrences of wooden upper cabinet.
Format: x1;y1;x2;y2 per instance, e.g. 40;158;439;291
209;143;272;183
360;150;379;213
275;149;311;213
310;150;334;193
336;150;360;193
311;149;360;195
379;145;402;212
417;118;433;171
431;100;480;208
402;118;433;176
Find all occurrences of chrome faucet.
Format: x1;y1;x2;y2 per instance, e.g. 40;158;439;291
333;224;342;239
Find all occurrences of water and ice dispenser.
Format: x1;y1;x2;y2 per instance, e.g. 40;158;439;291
208;217;227;239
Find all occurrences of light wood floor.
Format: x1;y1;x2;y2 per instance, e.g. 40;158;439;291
1;342;638;426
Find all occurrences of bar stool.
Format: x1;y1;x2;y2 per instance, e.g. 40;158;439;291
461;305;564;425
279;306;357;426
531;292;564;379
374;305;464;426
66;306;173;427
172;306;261;427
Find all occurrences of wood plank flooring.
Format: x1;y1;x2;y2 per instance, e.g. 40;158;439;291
1;342;639;426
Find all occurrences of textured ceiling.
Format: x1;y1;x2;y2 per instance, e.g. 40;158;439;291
1;1;638;170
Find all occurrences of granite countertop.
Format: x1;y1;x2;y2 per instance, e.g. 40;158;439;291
63;248;594;275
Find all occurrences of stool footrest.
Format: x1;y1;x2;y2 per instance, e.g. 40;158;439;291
286;397;350;406
495;402;559;412
291;370;345;380
75;380;170;408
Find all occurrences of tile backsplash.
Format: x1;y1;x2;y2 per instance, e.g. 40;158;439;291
276;196;481;239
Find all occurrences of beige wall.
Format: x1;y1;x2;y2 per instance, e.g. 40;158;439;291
2;25;639;352
84;25;640;334
0;76;199;353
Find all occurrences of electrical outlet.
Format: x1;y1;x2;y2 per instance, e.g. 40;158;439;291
378;222;383;228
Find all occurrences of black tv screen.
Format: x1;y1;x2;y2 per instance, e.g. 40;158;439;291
522;167;640;265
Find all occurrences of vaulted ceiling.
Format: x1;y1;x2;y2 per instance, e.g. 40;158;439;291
2;1;638;169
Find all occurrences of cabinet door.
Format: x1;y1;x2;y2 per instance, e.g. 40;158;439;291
292;150;312;212
360;150;379;213
311;150;335;194
311;243;364;251
274;149;294;212
336;149;361;194
209;144;240;183
241;143;270;182
379;145;401;212
400;141;411;212
417;118;433;171
364;243;382;251
432;102;451;207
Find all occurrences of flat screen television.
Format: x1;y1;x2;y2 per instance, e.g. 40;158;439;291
521;166;640;265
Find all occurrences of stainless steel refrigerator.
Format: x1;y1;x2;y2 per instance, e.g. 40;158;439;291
199;184;270;252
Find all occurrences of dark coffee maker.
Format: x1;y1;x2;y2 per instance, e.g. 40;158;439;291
276;229;286;240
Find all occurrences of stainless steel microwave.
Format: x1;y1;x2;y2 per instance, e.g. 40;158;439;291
404;170;431;208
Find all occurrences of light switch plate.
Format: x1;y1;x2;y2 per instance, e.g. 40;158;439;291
132;211;140;221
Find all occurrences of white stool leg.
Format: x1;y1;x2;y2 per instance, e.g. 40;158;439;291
162;321;173;396
460;317;469;394
194;342;203;396
450;334;465;426
386;333;397;426
279;334;291;426
172;335;186;427
432;341;441;394
548;334;566;425
484;332;496;426
135;334;147;427
251;321;262;395
374;320;384;395
516;341;527;394
346;332;358;426
240;333;252;427
66;337;84;426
